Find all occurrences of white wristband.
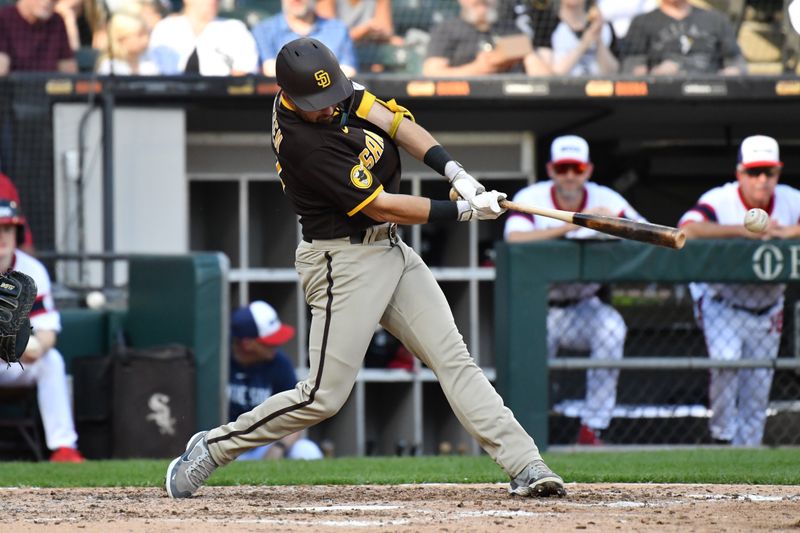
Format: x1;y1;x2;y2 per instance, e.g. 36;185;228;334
456;200;472;222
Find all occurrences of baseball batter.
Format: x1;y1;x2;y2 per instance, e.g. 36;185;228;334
504;135;643;445
679;135;800;446
166;37;565;498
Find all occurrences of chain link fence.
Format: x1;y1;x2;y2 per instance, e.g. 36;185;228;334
0;77;57;252
548;282;800;446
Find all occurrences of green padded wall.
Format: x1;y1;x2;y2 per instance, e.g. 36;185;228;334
127;253;228;431
495;239;800;450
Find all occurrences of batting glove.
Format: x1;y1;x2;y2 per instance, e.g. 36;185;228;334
449;167;486;201
457;191;508;221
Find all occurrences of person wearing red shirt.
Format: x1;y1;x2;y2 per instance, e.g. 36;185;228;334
0;0;77;74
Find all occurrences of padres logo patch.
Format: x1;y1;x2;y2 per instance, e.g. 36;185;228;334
315;69;331;88
350;165;373;189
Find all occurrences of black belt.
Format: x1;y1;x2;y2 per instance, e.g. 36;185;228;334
303;223;398;245
548;298;584;308
711;295;777;316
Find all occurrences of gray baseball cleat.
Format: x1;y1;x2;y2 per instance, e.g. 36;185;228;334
508;459;567;498
165;431;218;498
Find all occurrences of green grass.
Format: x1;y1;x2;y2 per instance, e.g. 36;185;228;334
0;449;798;488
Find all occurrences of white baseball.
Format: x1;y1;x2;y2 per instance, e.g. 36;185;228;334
744;208;769;233
25;335;41;354
86;290;107;309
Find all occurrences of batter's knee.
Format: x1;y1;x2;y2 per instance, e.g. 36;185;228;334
306;389;351;420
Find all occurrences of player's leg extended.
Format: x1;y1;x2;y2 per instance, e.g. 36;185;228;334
206;240;404;465
380;241;540;479
583;299;625;431
702;298;742;442
735;308;781;446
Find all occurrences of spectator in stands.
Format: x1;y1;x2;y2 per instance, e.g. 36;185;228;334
533;0;619;76
621;0;746;76
0;198;85;462
54;0;99;52
0;0;78;75
316;0;402;45
229;301;323;461
147;0;258;75
0;172;34;253
252;0;357;77
97;11;158;74
679;135;800;447
133;0;167;32
504;135;643;445
316;0;402;72
424;0;550;77
596;0;656;42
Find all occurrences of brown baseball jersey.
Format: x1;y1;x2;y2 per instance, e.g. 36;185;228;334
272;86;401;240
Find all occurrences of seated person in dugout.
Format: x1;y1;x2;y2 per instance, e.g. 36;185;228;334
229;301;323;460
0;198;85;462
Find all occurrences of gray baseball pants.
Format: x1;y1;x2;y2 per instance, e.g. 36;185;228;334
206;232;541;478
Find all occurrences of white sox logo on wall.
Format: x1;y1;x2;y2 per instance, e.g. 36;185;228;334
145;392;177;435
752;244;784;280
315;69;331;88
350;164;373;189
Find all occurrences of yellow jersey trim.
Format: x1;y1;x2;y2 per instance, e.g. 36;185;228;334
356;91;377;119
347;184;384;217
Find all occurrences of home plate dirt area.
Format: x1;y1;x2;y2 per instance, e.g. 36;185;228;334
2;483;799;532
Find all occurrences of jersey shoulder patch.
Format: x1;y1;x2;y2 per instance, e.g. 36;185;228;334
350;164;373;189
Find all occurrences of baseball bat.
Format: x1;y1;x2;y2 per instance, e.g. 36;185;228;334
448;188;685;249
501;199;686;249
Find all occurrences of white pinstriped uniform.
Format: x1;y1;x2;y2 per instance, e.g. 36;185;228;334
680;181;800;446
504;181;643;430
0;250;78;450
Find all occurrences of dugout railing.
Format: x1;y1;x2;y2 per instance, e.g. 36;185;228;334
496;239;800;450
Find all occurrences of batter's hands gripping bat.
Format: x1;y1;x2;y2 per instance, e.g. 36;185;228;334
450;188;685;249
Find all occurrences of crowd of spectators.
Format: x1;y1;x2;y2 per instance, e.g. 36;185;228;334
0;0;796;77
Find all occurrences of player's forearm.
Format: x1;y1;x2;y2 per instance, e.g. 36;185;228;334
681;221;752;239
34;329;57;352
361;191;441;225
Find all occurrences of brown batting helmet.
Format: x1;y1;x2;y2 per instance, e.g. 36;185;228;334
275;38;354;112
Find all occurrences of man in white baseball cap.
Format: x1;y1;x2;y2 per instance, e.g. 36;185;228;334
738;134;782;171
680;134;800;446
228;301;323;460
505;134;644;445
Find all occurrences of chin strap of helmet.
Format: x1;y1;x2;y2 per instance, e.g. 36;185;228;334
338;94;356;129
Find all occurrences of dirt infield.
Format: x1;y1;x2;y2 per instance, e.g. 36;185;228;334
2;483;799;532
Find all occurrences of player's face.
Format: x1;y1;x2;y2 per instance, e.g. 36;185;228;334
736;165;780;208
0;224;16;257
548;161;592;201
232;338;277;365
296;104;336;124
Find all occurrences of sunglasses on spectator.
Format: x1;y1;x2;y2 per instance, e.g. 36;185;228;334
743;166;780;178
552;162;588;174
